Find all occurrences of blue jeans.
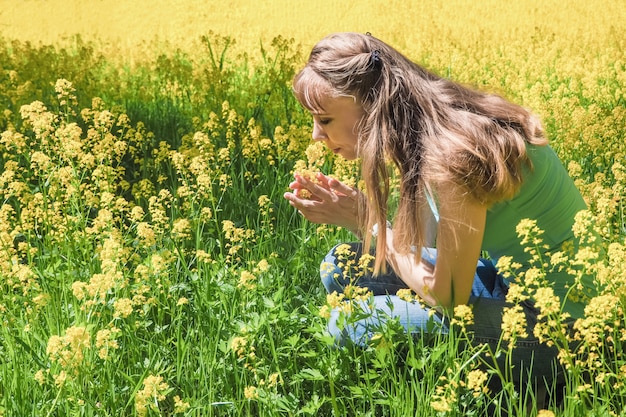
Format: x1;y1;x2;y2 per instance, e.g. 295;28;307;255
321;242;569;383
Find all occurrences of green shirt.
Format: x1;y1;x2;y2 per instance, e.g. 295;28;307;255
482;144;590;318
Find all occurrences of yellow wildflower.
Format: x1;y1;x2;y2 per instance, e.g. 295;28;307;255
54;370;68;388
171;218;192;240
318;304;331;319
396;288;416;303
34;369;46;385
238;270;257;290
113;298;133;318
135;374;169;417
173;396;190;414
465;369;489;397
452;304;474;328
501;305;528;343
534;287;561;317
326;291;346;309
195;249;213;264
255;259;270;273
244;386;259;400
95;327;120;360
46;325;91;368
230;336;248;358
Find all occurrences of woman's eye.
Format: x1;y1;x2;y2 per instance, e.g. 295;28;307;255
319;119;331;125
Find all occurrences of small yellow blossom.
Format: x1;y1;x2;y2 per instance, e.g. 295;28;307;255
46;325;91;368
396;288;416;303
238;270;257;290
95;327;120;360
452;304;474;328
113;298;134;318
173;395;190;414
255;259;270;273
326;291;345;309
54;370;68;388
318;304;331;319
501;305;528;343
135;374;169;417
230;336;248;358
465;369;489;397
171;218;191;240
195;249;213;264
244;385;259;400
34;369;46;385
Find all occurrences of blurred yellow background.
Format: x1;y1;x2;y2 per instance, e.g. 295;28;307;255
1;0;623;59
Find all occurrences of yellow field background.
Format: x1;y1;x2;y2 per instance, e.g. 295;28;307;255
1;0;624;60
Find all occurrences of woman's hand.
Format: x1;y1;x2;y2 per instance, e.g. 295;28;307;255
283;172;363;235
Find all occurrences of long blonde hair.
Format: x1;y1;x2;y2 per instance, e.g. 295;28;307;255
293;32;548;272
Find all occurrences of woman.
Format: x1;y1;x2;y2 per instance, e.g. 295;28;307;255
283;32;591;384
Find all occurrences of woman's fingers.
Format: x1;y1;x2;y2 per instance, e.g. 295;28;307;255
293;174;336;201
327;177;359;199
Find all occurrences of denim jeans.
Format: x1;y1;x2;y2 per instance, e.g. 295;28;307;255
321;242;570;384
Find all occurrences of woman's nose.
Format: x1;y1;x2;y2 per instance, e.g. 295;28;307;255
312;121;327;141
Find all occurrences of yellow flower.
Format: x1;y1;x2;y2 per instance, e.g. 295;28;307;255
72;281;88;300
238;270;257;290
172;218;192;240
195;249;213;264
501;305;528;343
136;222;156;246
255;259;270;273
46;325;91;368
356;253;375;277
451;304;474;327
54;370;68;388
135;374;169;417
396;288;416;303
230;336;248;358
326;291;346;309
173;395;190;414
244;385;259;400
318;304;331;319
200;207;213;221
465;369;489;397
113;298;133;318
34;369;46;385
258;195;271;209
95;327;120;360
537;410;555;417
267;372;280;388
534;287;561;317
304;141;328;167
505;283;528;304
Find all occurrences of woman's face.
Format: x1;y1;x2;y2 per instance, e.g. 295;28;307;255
309;94;364;160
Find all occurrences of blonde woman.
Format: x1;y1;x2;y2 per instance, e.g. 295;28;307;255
283;32;590;386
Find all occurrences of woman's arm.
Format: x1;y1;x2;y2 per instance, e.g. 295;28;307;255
386;182;487;310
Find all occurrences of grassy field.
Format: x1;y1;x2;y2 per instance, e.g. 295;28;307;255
0;1;625;416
